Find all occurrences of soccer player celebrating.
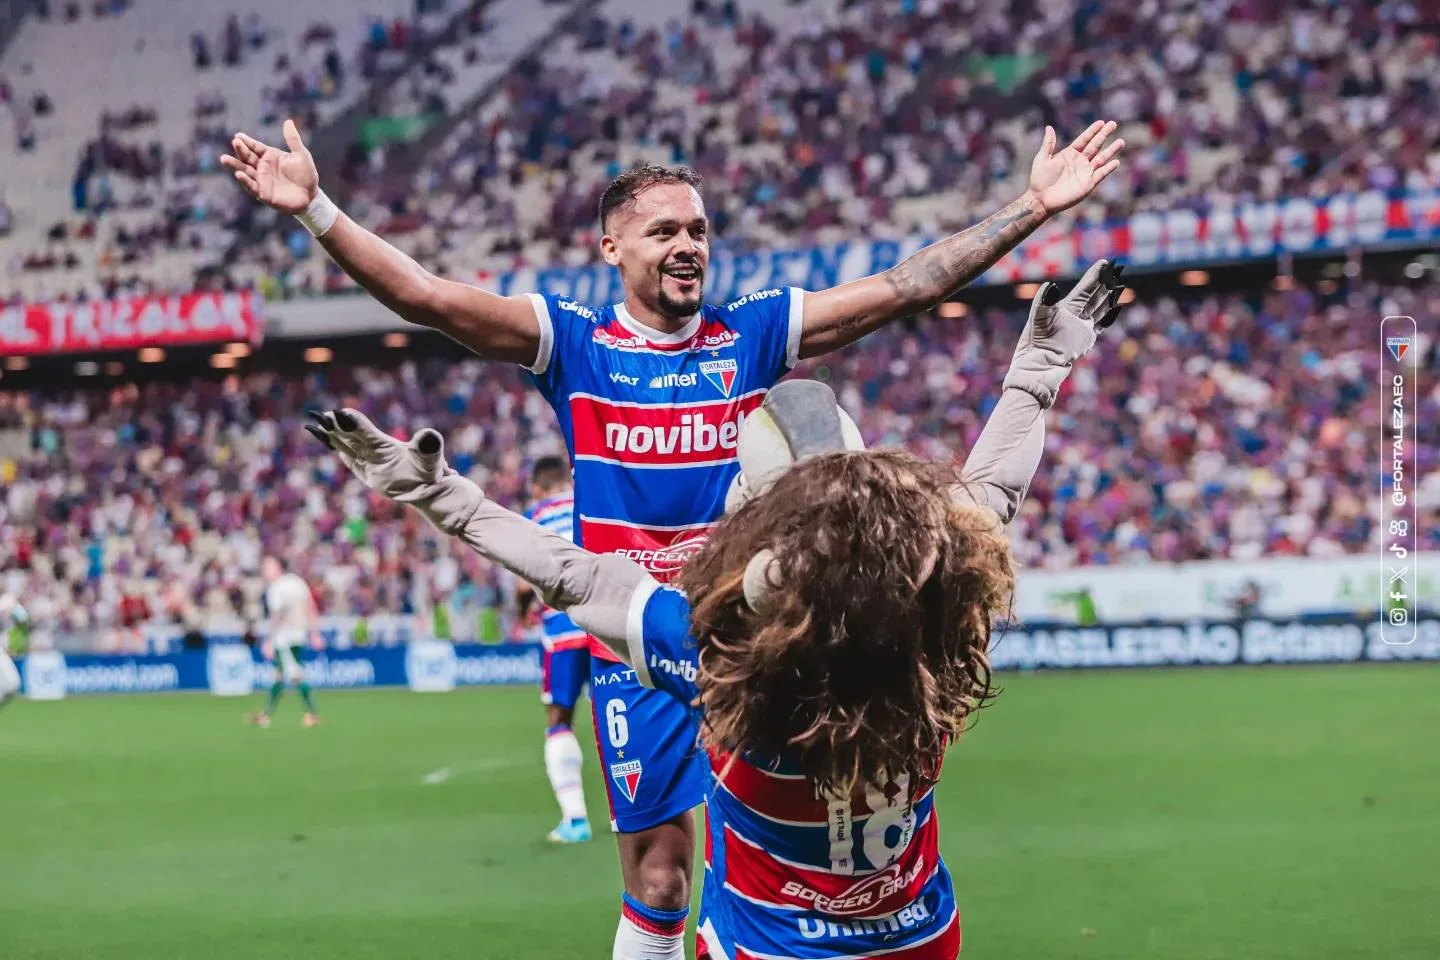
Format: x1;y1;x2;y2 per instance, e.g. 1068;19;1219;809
305;261;1127;960
250;555;323;728
516;455;594;844
227;117;1122;958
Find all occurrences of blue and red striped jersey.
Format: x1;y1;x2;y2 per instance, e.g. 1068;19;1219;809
522;493;587;652
628;581;962;960
524;288;804;661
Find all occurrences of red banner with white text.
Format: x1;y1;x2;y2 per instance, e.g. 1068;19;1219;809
0;292;264;357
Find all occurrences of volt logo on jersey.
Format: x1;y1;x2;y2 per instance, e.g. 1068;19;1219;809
700;359;738;397
610;759;644;803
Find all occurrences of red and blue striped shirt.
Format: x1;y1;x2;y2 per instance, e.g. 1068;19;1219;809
627;580;962;960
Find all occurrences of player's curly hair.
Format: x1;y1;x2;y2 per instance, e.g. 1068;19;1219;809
676;449;1015;799
599;161;703;232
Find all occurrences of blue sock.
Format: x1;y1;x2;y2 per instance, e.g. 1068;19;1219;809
620;891;688;938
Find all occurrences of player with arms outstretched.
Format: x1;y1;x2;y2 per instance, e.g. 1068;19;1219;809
250;555;323;728
229;115;1123;958
516;455;594;844
304;261;1127;959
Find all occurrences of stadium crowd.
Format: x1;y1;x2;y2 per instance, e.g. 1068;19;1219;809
241;0;1440;295
1;275;1435;651
1;0;478;303
5;0;1438;302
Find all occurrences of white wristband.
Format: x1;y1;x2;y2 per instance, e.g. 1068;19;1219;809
296;189;340;238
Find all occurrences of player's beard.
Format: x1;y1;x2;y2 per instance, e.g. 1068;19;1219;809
657;263;704;318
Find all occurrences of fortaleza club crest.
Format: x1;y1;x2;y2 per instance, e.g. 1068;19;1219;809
610;760;643;803
1387;337;1412;362
700;358;738;397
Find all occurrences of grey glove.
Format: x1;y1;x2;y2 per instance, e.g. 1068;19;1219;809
307;409;651;650
1001;259;1126;408
305;408;484;536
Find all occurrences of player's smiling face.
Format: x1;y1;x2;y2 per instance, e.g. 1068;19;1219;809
602;182;709;320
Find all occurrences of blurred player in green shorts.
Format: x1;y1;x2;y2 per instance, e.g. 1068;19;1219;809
250;555;322;728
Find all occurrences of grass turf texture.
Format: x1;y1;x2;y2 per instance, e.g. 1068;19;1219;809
1;665;1437;960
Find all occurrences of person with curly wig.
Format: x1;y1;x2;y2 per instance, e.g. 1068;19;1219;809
306;261;1127;960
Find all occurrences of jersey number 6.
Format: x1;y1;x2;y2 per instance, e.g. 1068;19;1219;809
605;698;629;749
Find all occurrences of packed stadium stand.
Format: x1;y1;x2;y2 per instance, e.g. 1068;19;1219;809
6;0;1437;299
233;0;1440;294
0;0;574;301
1;0;1437;650
1;274;1436;651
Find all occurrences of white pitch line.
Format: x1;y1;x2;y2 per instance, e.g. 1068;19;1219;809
419;757;522;785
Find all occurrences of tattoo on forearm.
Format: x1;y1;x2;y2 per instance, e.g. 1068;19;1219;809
881;194;1046;315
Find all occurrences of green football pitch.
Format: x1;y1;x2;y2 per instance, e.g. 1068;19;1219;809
2;664;1437;960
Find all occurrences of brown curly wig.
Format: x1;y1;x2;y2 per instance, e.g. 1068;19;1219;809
676;449;1016;798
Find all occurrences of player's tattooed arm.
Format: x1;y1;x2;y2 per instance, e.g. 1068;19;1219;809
882;194;1046;307
797;122;1123;359
796;194;1045;359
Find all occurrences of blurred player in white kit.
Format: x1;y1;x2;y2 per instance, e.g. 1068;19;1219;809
0;593;23;706
249;555;323;728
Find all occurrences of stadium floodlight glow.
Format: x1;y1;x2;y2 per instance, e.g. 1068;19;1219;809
138;347;166;363
937;301;968;318
1180;270;1209;286
226;342;252;358
304;346;333;364
1343;260;1361;278
105;361;123;376
75;361;99;376
210;353;237;370
1014;283;1040;299
4;356;28;371
383;332;409;348
1404;262;1425;279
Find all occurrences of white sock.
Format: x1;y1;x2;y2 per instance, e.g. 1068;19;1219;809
614;894;687;960
544;726;589;822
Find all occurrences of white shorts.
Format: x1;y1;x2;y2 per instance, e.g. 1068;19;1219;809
272;637;307;683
